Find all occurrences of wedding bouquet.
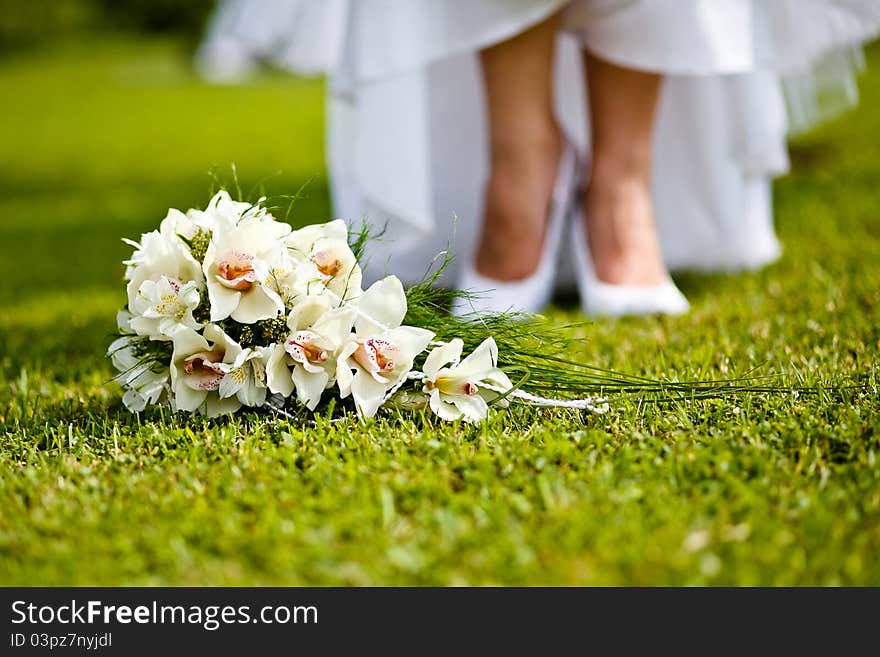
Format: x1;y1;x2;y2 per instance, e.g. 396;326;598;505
109;190;586;422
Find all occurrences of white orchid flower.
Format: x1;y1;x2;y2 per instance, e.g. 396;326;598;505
128;275;202;339
123;227;204;314
285;219;362;302
203;209;292;324
265;296;355;409
336;276;434;419
169;325;243;417
421;337;513;422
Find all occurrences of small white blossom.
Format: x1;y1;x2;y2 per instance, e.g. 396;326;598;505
422;337;513;422
129;275;201;339
217;341;269;408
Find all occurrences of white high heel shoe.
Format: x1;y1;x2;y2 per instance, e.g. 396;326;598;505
570;214;690;318
453;142;578;316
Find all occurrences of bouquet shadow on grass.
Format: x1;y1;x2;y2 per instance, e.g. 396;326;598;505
107;176;867;427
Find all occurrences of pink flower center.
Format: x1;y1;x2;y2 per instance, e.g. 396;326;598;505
354;337;399;375
286;332;329;364
217;250;256;290
182;350;224;390
311;249;343;279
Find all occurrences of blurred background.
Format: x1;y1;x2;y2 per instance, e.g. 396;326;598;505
1;0;878;379
0;0;331;376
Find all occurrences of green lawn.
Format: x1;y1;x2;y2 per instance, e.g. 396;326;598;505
1;35;878;586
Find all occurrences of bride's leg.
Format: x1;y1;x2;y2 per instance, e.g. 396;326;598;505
583;52;668;286
475;13;562;281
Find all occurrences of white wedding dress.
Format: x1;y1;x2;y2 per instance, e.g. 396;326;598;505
197;0;880;287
